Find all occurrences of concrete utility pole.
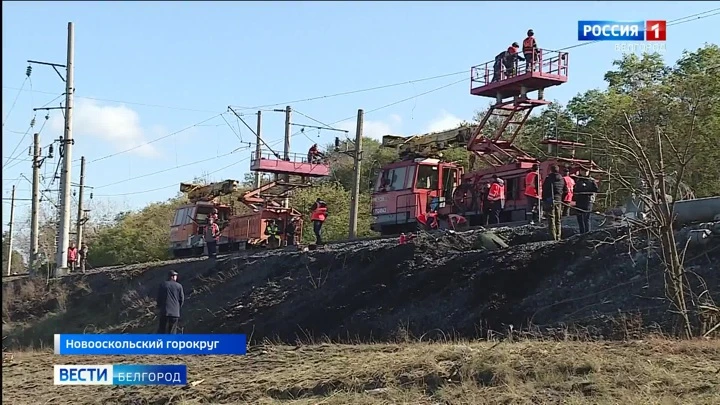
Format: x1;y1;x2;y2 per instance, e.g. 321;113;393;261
283;106;291;161
348;109;364;240
55;21;75;277
30;133;41;275
254;111;262;189
282;105;292;208
6;185;16;276
75;156;86;249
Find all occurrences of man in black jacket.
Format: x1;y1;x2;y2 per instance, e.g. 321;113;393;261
542;164;568;241
572;170;599;234
157;270;185;334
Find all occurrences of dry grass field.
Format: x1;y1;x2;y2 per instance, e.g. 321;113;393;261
3;339;719;404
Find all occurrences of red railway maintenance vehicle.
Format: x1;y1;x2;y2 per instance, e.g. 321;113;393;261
169;147;330;258
371;48;600;235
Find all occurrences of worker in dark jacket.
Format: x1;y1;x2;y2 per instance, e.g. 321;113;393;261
573;169;599;234
285;217;299;246
492;43;525;82
542;164;568;241
156;270;184;334
310;198;328;245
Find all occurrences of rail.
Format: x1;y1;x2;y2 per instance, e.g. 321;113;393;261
470;49;569;91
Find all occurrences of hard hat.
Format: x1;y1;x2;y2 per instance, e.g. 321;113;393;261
512;42;520;48
527;29;534;36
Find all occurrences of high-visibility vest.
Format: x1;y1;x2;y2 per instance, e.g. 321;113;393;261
563;176;576;202
524;172;538;198
522;37;536;53
205;223;219;241
311;206;327;222
487;183;502;201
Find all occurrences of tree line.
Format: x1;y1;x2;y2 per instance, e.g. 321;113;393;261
4;44;717;271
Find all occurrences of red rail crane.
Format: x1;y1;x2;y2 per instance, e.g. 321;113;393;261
370;47;602;234
169;136;331;257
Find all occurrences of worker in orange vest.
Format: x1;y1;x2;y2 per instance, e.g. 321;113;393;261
562;167;576;217
524;164;541;222
310;198;328;245
204;217;220;259
522;29;538;71
486;175;505;225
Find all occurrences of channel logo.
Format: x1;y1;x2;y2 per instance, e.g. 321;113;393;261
578;20;666;41
53;364;187;386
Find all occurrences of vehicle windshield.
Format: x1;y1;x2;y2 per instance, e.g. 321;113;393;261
375;166;410;192
415;165;439;190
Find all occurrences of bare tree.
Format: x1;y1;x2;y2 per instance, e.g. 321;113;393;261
599;114;712;338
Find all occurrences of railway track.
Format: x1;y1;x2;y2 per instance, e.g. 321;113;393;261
1;220;536;284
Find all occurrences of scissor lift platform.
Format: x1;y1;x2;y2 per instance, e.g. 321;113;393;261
250;151;330;177
470;49;569;100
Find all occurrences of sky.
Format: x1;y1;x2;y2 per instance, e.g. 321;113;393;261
2;1;719;233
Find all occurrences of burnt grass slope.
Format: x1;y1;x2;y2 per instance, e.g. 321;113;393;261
3;224;719;349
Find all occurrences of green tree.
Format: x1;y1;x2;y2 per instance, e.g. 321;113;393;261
324;137;399;193
88;198;187;266
565;45;720;200
291;182;376;243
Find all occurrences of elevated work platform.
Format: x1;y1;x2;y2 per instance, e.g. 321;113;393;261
470;49;569;100
250;151;330;177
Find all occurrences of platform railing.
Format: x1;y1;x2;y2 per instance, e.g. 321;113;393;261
470;49;569;90
251;150;326;165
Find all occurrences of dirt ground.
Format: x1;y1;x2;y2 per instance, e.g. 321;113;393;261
3;339;719;404
3;222;720;349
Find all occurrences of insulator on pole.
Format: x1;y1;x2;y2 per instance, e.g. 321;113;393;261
26;65;32;77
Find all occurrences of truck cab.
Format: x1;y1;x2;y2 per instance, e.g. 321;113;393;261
169;201;232;258
371;158;463;235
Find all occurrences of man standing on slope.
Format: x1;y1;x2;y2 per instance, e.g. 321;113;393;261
572;169;599;234
524;164;541;223
542;164;568;241
204;217;220;260
562;167;576;217
310;198;328;245
156;270;184;334
486;175;506;225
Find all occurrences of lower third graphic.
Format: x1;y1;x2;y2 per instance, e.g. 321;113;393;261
53;364;187;385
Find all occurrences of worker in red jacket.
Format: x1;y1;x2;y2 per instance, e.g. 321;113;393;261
524;164;541;222
308;144;324;164
562;168;576;217
310;198;328;245
486;175;506;225
67;242;78;273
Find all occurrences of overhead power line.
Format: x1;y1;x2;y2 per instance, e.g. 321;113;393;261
14;8;718;199
78;113;226;165
3;8;718;123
